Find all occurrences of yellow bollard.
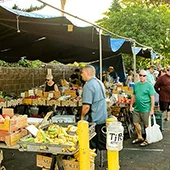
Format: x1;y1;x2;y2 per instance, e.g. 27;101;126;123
78;120;90;170
106;117;120;170
108;150;119;170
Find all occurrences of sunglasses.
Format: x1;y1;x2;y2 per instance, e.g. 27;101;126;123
139;74;146;77
46;79;50;81
167;69;170;72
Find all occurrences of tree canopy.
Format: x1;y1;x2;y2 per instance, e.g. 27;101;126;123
96;0;170;69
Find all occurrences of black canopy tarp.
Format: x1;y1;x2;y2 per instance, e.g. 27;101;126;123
0;6;152;64
0;5;115;63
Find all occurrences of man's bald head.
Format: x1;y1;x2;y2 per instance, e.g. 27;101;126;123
81;65;96;82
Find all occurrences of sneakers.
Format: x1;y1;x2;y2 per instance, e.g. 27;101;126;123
164;118;168;121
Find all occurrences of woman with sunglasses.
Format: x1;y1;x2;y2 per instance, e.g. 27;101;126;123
44;74;59;92
154;66;170;121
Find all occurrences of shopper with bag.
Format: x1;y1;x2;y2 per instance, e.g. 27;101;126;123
130;69;156;146
146;115;163;144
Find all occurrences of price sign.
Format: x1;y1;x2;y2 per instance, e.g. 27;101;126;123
48;92;54;99
21;92;25;98
28;90;34;96
107;132;123;151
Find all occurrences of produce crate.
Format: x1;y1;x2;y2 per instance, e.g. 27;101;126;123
23;98;33;105
46;100;61;106
61;100;70;107
18;123;96;154
0;115;28;132
64;90;77;98
36;154;52;169
68;100;78;107
32;98;46;106
0;129;27;146
36;155;95;170
6;99;21;107
0;102;6;108
77;99;82;107
55;159;95;170
111;106;121;117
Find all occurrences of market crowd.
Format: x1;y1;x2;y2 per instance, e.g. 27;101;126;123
38;63;170;149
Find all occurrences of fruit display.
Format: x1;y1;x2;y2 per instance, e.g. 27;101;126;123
22;88;82;107
0;91;22;108
18;123;96;155
74;148;97;163
20;124;78;153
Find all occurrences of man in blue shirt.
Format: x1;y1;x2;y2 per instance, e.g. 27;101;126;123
81;65;107;150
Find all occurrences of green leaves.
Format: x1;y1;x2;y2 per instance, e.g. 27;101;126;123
96;1;170;68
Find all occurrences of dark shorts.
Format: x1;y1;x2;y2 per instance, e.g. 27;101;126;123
159;101;170;111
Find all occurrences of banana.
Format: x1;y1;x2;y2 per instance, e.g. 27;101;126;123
67;146;76;152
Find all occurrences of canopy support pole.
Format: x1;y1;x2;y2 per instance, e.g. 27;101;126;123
99;28;103;81
150;49;153;65
132;41;136;80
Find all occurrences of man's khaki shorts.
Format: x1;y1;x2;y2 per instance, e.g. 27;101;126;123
133;111;149;126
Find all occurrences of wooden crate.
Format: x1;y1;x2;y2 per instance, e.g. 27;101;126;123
0;129;27;146
69;100;78;107
0;115;27;132
122;86;129;91
22;98;33;105
61;100;70;107
77;99;82;107
46;100;61;106
0;102;6;108
64;90;77;98
32;98;46;106
111;106;121;117
53;91;61;99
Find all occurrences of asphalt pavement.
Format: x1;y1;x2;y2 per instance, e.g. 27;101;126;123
1;120;170;170
95;119;170;170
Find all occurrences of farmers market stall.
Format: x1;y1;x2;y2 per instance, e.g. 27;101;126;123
0;109;97;170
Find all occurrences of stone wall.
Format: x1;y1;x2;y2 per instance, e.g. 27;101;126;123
0;65;78;96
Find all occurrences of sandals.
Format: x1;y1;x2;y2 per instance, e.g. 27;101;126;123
132;138;144;144
140;140;149;147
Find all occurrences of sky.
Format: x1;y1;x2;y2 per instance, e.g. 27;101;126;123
1;0;113;26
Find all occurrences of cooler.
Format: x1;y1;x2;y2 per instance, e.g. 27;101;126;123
152;111;163;131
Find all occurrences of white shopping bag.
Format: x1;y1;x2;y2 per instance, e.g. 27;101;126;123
146;115;163;144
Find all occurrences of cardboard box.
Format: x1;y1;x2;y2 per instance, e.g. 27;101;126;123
55;159;95;170
37;154;52;169
2;108;14;118
37;155;94;170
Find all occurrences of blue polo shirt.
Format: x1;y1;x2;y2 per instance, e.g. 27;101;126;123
82;77;107;124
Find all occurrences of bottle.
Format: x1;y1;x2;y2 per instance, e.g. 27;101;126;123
106;121;124;151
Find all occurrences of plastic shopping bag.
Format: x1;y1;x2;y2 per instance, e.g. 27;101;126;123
146;115;163;144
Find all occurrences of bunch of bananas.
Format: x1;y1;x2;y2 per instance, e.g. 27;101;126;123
74;149;97;163
32;124;78;152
